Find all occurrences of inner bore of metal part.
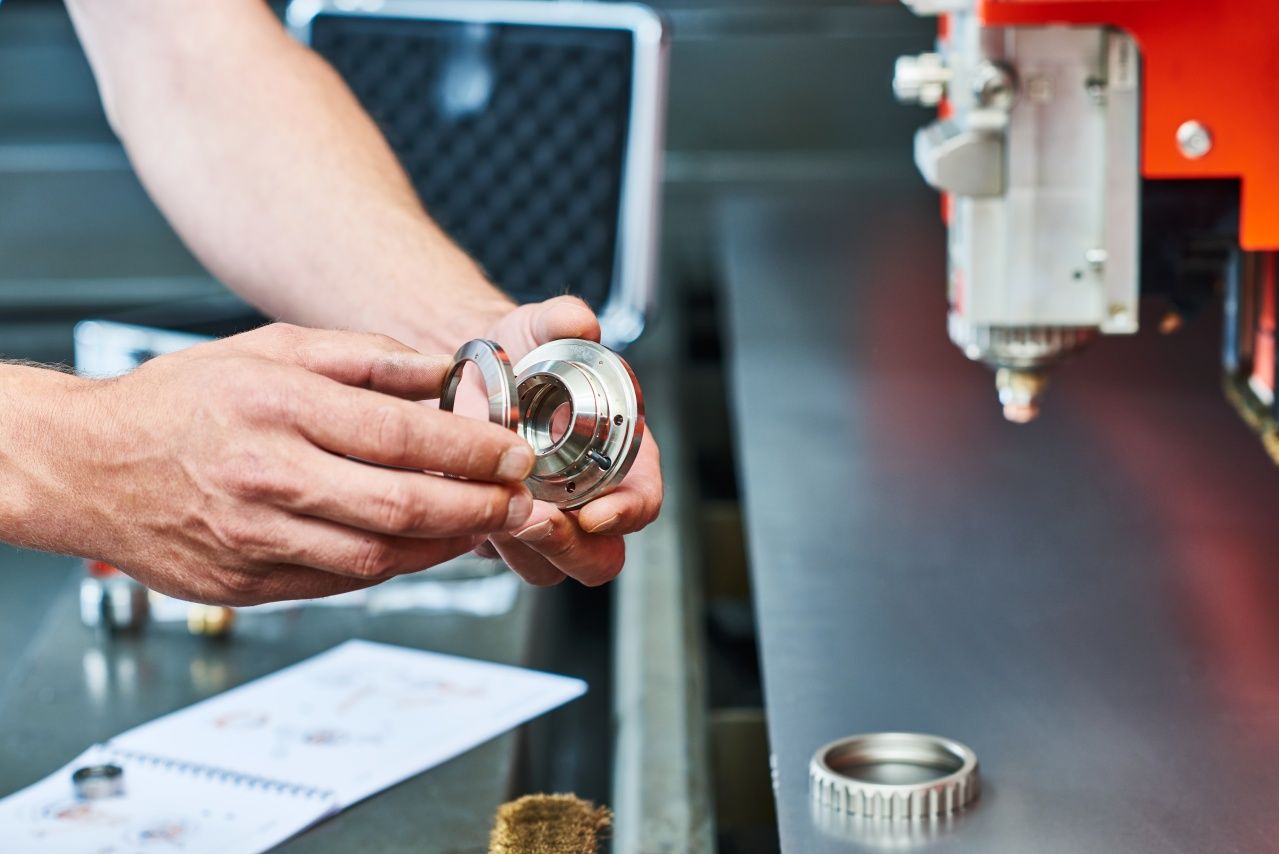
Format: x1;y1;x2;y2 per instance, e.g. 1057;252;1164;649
520;377;576;455
823;740;966;786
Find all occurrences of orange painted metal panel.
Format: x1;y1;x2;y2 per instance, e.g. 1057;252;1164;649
980;0;1279;249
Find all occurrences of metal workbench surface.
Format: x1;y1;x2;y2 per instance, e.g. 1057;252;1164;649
0;561;552;852
720;182;1279;852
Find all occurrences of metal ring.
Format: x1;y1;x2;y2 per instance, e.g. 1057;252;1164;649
809;732;979;819
72;763;125;800
438;339;519;431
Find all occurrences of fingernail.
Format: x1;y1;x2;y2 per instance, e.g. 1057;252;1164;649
514;519;553;543
505;490;533;529
497;446;534;481
584;514;619;534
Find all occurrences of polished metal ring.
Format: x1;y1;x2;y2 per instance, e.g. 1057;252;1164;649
438;339;519;429
440;338;644;509
809;732;979;820
72;763;125;800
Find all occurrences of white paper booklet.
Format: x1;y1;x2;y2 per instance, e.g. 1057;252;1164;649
0;744;336;854
0;640;587;852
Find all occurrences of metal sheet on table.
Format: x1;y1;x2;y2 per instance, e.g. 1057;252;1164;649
720;183;1279;853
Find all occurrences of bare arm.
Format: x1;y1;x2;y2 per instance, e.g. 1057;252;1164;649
64;0;510;351
64;0;663;587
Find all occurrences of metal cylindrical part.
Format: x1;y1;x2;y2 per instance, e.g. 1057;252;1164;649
809;732;980;820
80;569;149;633
440;338;644;508
72;763;125;800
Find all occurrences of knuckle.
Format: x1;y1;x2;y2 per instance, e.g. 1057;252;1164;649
368;332;406;351
585;548;625;587
643;485;665;523
352;537;397;579
371;404;413;462
219;453;294;502
266;322;304;341
473;488;511;529
552;294;592;313
538;525;577;560
528;571;566;588
232;379;294;422
210;516;254;551
373;482;422;533
217;569;264;604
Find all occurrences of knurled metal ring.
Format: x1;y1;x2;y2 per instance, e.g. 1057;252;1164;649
809;732;980;820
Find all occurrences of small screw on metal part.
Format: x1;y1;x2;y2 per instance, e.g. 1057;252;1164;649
587;450;613;471
972;61;1016;111
1085;248;1108;274
1176;120;1213;159
1084;78;1106;105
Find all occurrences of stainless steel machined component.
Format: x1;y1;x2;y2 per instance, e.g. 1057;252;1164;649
809;732;980;820
439;338;520;430
440;338;644;509
79;568;148;633
72;763;125;800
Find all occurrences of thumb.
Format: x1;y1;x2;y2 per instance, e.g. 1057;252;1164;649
488;296;601;361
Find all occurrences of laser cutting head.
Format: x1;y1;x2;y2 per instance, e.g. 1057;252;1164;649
895;7;1140;422
895;0;1279;439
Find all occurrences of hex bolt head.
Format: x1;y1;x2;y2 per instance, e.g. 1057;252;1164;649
1176;120;1213;160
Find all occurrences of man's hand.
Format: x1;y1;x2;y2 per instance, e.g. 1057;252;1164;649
471;296;664;587
58;3;661;590
2;324;536;606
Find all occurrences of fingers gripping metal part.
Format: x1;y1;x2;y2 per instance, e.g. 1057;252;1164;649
441;338;644;509
438;339;519;430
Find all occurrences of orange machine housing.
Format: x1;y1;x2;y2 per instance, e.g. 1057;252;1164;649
975;0;1279;251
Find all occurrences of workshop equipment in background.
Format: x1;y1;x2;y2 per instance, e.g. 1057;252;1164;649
488;793;612;854
78;559;239;638
183;602;237;638
79;561;148;634
442;338;645;509
894;0;1279;441
289;0;669;348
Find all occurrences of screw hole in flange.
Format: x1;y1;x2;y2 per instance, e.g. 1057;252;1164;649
613;414;624;426
566;482;576;494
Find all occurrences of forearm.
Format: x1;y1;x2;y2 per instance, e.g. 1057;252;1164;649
65;0;512;353
0;365;101;556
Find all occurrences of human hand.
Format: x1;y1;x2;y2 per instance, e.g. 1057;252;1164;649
472;296;664;587
55;324;536;605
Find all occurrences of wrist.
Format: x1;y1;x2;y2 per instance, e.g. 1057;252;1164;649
0;365;103;553
388;278;515;356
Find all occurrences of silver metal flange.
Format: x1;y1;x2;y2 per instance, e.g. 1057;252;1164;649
514;339;645;508
439;338;644;509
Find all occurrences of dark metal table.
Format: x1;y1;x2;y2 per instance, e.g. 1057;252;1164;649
0;563;548;853
721;181;1279;852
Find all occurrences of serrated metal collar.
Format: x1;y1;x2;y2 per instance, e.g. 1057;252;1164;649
809;732;980;820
